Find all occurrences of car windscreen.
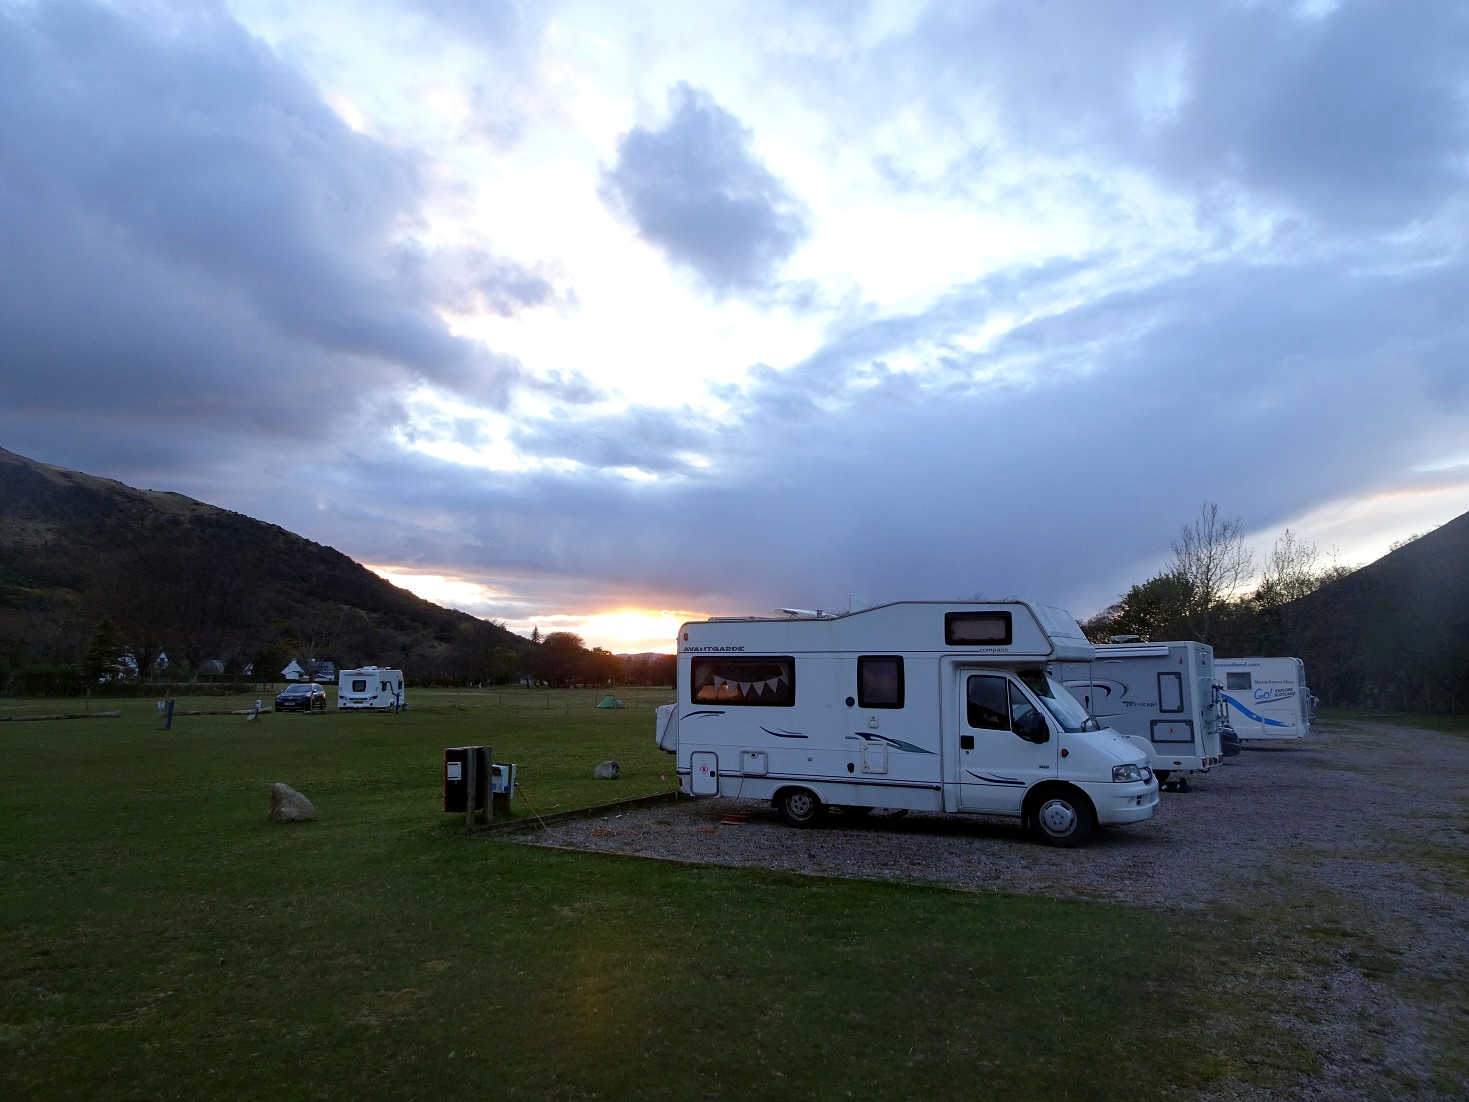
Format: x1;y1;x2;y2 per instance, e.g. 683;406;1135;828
1018;671;1099;732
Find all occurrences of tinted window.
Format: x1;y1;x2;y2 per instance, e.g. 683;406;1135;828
966;674;1010;730
1226;672;1251;690
691;657;795;706
858;656;904;708
351;679;367;692
946;611;1013;646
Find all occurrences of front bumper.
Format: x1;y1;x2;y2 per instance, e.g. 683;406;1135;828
1093;780;1160;825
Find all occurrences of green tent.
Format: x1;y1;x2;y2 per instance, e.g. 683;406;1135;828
596;695;626;709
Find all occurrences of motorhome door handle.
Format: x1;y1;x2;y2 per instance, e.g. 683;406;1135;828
960;735;974;750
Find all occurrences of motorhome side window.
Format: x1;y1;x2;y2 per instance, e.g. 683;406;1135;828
1226;672;1252;690
945;611;1012;646
690;657;795;706
858;656;904;708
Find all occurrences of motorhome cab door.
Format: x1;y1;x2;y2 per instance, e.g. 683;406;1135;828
956;672;1058;813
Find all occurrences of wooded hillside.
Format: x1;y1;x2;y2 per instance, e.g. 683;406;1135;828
1089;507;1469;712
0;447;527;688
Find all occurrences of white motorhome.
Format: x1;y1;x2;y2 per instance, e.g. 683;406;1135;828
337;666;406;711
654;601;1159;847
1214;657;1309;740
1058;641;1224;790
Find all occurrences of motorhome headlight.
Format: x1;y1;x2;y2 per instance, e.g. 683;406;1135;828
1112;764;1147;783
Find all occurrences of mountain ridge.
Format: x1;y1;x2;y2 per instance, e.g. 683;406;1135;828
0;446;527;684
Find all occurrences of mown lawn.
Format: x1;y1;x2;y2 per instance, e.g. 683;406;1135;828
3;689;1309;1099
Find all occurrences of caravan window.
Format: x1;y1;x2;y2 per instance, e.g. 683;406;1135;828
691;657;795;707
1158;672;1184;713
351;679;367;692
858;656;904;708
1226;672;1252;690
945;611;1012;646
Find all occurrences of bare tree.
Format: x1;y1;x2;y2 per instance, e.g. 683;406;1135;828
1254;528;1321;610
1170;502;1254;641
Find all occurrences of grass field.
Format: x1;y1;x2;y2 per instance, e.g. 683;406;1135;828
1318;706;1469;738
3;688;1322;1098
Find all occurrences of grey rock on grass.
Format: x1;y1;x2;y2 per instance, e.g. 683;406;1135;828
267;782;317;822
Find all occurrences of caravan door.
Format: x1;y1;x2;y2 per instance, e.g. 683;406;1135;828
955;673;1057;813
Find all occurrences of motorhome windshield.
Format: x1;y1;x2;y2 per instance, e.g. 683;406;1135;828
1019;671;1100;732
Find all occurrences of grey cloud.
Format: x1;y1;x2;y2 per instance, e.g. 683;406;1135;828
508;407;711;474
1155;3;1469;227
601;83;809;294
719;255;1105;422
398;243;564;318
523;371;603;406
0;0;537;451
806;2;1468;232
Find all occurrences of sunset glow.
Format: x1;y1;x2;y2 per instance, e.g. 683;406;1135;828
366;564;698;653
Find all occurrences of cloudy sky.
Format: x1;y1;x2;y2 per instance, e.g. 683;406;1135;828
3;0;1467;652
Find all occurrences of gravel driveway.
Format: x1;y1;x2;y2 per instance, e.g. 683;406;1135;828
523;719;1469;1099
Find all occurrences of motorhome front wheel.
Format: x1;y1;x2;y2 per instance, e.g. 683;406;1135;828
1032;792;1095;847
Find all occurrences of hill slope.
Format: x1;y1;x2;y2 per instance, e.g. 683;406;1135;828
1287;510;1469;710
0;447;526;683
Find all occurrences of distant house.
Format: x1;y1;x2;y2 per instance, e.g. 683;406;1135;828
309;660;336;683
99;651;171;682
281;659;306;681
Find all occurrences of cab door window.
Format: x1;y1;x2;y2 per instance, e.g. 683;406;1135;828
966;674;1010;730
966;674;1048;743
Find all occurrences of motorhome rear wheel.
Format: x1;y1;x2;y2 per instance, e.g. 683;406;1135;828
776;788;822;827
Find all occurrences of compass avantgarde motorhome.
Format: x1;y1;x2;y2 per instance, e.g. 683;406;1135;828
654;601;1158;847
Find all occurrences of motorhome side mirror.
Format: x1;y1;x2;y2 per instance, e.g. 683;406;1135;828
1016;711;1049;744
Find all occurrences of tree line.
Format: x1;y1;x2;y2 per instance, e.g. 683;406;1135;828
1084;503;1469;714
8;618;676;697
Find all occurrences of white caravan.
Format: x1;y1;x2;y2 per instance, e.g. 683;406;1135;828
1214;657;1309;740
337;666;406;711
654;601;1159;847
1058;642;1223;790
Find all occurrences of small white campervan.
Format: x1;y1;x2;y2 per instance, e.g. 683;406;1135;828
1059;641;1224;790
1214;657;1309;740
654;601;1158;847
337;666;406;711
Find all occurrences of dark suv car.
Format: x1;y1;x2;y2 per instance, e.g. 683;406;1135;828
275;682;327;712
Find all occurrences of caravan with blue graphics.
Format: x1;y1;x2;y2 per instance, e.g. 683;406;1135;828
1215;657;1310;741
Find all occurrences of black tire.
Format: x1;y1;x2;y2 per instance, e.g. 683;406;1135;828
776;788;823;828
1154;770;1171;783
1030;788;1095;847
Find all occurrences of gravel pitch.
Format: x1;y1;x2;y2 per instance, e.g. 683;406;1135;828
522;719;1469;1099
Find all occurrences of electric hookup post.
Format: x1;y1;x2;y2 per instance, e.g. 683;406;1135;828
443;746;493;830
